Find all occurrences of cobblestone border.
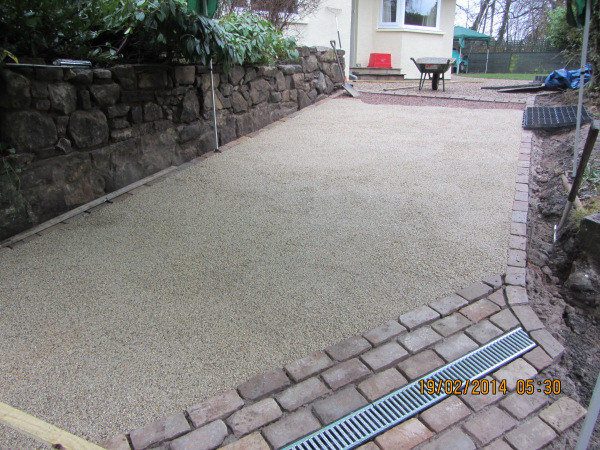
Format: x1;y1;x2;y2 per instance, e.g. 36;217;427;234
101;94;588;450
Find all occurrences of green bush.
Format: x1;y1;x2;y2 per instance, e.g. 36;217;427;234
0;0;297;70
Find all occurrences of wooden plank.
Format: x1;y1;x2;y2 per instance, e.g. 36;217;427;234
0;166;177;248
0;401;104;450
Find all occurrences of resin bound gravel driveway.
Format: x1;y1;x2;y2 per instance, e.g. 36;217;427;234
0;96;523;447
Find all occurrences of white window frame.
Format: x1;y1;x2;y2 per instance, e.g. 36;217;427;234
379;0;441;30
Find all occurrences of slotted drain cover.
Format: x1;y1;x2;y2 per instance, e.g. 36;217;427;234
285;327;535;450
523;106;592;129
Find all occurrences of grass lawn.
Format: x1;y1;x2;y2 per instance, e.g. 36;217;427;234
455;73;539;81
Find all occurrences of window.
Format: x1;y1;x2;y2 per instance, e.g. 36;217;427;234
381;0;439;28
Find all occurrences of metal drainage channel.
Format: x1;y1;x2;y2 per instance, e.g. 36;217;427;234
284;327;535;450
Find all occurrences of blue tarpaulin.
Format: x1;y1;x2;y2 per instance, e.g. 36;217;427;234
545;65;592;90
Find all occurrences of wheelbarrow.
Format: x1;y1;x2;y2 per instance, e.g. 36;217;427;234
410;57;455;91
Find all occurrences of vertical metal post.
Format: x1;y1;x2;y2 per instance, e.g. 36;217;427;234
576;371;600;450
573;0;591;175
209;58;220;152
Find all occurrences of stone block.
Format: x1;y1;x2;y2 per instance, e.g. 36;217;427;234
460;299;500;323
144;102;164;122
460;376;506;411
522;347;553;371
138;70;169;89
357;368;407;402
101;434;131;450
326;335;371;362
229;66;245;85
501;390;548;420
1;110;57;152
538;396;587;433
237;368;290;401
429;294;468;317
187;389;244;428
68;110;109;149
312;387;368;425
457;282;493;302
178;90;200;122
463;406;517;446
398;326;443;354
482;274;504;290
513;211;527;223
431;313;473;337
490;309;520;331
434;333;478;362
487;290;506;308
505;267;526;287
397;349;445;380
511;305;544;331
129;413;191;450
284;351;333;382
112;66;137;90
90;83;121;107
250;78;271;105
465;320;503;345
492;358;538;391
419;428;476;450
511;222;527;237
530;329;564;360
398;306;440;330
220;433;269;450
579;213;600;259
275;377;329;412
226;398;282;437
363;320;406;346
509;235;527;250
508;249;527;268
505;417;557;450
375;418;433;449
262;408;321;449
0;69;31;109
48;82;77;114
321;358;371;390
170;420;227;450
420;396;471;433
173;66;196;85
360;341;408;371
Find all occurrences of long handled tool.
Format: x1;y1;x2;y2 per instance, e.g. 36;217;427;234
554;119;599;242
330;40;359;98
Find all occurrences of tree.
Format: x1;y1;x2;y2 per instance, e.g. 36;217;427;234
215;0;320;31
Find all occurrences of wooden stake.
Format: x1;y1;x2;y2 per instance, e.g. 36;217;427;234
0;401;104;449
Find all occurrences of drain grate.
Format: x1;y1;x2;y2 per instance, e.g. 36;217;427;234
284;327;535;450
522;106;592;130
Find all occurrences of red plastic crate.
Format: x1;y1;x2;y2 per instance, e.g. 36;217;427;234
368;53;392;68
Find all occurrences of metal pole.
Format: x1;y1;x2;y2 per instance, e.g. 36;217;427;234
572;0;591;176
576;371;600;450
209;58;220;153
485;47;489;74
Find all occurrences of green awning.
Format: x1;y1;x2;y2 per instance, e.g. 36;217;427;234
453;26;490;48
188;0;218;18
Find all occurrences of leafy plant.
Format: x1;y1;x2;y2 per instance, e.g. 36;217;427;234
218;12;298;66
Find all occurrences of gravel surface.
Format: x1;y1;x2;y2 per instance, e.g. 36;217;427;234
0;98;522;447
354;75;536;104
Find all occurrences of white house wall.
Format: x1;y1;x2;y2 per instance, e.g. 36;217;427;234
354;0;455;79
287;0;353;59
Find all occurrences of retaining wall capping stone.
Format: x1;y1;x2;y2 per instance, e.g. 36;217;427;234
0;46;345;243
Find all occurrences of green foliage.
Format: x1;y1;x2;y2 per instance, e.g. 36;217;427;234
218;13;299;66
546;8;583;57
0;0;297;70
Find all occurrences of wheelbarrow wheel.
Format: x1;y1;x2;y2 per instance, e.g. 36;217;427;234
432;73;440;90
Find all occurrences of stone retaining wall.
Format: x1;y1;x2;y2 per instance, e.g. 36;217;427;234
0;47;344;241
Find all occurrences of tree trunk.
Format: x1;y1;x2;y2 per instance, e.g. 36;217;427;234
497;0;512;41
471;0;492;32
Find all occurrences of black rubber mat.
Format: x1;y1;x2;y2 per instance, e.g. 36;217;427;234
522;106;592;129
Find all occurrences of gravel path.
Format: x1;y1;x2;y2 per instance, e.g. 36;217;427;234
0;98;523;447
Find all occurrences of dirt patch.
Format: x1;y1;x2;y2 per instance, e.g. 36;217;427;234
526;92;600;448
